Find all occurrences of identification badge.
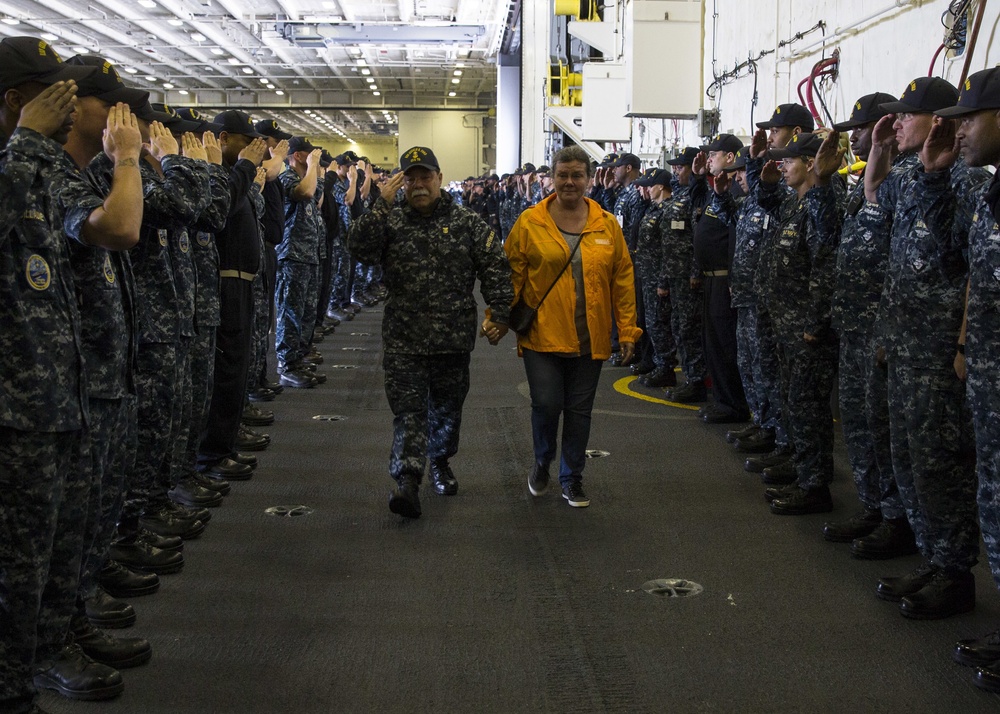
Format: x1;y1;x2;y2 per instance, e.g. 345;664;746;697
158;230;168;247
595;238;610;245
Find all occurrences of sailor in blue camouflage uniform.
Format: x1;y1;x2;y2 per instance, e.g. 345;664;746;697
611;153;650;368
348;146;513;519
822;93;919;557
167;109;233;505
589;153;620;213
631;169;676;387
276;136;326;388
328;150;359;320
757;132;843;516
56;54;157;679
119;104;211;546
0;38;125;712
928;68;1000;691
865;77;987;620
709;147;781;451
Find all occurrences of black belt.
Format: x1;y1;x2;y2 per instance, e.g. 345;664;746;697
702;270;729;277
219;270;255;281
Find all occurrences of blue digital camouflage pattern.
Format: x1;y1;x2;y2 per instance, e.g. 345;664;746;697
277;166;323;264
348;189;513;354
383;351;471;484
59;153;138;401
191;162;231;330
634;201;676;369
758;182;842;488
275;260;318;367
613;182;648;251
0;128;87;431
874;159;989;367
130;155;210;344
954;173;1000;586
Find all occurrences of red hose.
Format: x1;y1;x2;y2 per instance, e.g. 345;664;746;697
805;66;838;126
929;43;946;77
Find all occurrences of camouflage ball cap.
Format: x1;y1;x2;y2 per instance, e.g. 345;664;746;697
400;146;440;173
0;36;95;92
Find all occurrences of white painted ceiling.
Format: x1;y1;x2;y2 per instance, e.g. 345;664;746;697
0;0;515;143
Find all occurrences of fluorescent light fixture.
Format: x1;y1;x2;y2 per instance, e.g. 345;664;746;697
1;18;20;26
366;77;375;83
168;19;183;26
41;32;58;41
370;85;377;90
162;83;174;89
275;90;284;95
124;67;138;74
259;77;269;83
349;47;361;55
266;84;275;89
372;91;380;96
242;67;253;74
454;70;462;76
361;68;370;75
356;58;365;66
451;78;459;84
146;76;157;82
211;48;225;55
178;89;189;95
191;33;206;42
72;46;88;54
138;0;157;7
304;109;312;114
448;91;456;96
228;57;240;65
456;62;465;68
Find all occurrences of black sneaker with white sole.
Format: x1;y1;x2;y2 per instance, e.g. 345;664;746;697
562;481;590;508
528;462;549;496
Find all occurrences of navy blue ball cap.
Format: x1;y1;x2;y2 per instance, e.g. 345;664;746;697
880;77;959;114
213;109;264;137
255;118;293;140
666;146;700;166
706;134;744;154
767;132;823;159
174;107;224;134
756;103;815;131
723;147;748;171
832;92;898;131
288;136;316;153
400;146;440;172
0;37;95;92
936;68;1000;117
66;55;148;109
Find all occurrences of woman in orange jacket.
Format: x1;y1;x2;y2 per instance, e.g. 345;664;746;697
504;145;642;508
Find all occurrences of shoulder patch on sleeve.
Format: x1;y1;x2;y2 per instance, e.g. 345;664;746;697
485;230;495;250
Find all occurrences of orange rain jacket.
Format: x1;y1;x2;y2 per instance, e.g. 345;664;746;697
504;194;642;360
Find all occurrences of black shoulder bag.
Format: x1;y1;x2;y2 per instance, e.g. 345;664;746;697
508;235;583;337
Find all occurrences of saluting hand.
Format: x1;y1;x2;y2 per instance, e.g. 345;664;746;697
18;80;77;138
238;138;268;166
749;128;769;159
871;114;897;149
692;151;709;176
920;116;959;173
760;159;781;184
147;121;178;160
813;130;846;182
713;170;731;194
102;103;141;164
203;131;223;165
253;166;267;189
181;132;208;162
382;170;405;198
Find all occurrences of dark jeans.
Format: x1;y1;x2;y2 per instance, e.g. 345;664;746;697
522;349;603;487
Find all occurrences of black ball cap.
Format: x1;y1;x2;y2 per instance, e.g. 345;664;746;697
598;152;619;168
335;150;359;165
0;37;95;92
880;77;959;114
288;136;316;153
705;134;744;154
832;92;898;131
637;168;671;187
150;103;202;134
723;147;748;171
767;132;824;159
213;109;264;138
174;107;223;134
613;153;641;169
666;146;700;166
756;103;815;131
66;55;148;109
400;146;440;173
255;118;292;140
937;68;1000;117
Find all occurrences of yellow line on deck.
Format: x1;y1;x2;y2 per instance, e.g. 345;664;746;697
612;376;700;411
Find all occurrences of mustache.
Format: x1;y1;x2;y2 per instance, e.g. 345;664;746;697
411;188;431;197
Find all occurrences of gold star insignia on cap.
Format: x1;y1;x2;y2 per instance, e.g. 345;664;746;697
966;78;972;90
